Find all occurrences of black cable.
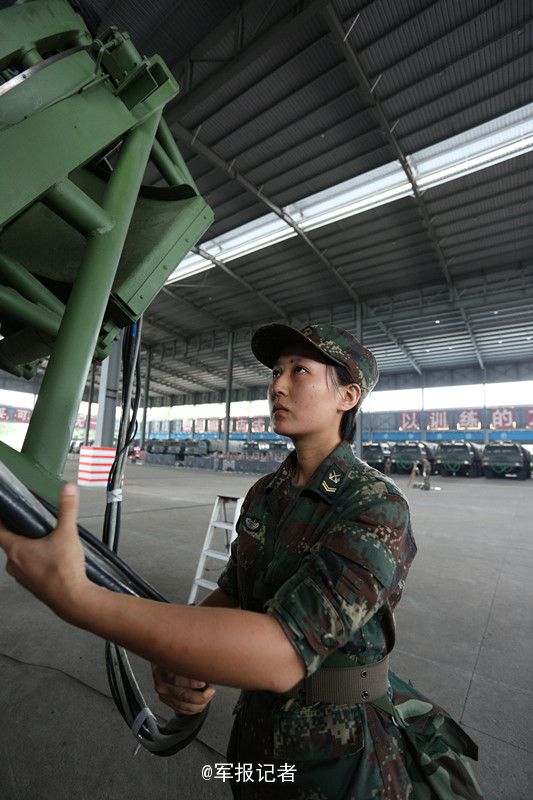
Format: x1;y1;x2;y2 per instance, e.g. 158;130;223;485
0;461;208;755
97;318;210;756
103;319;142;552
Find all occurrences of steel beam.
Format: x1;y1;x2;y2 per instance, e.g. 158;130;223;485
192;246;288;321
323;4;485;370
94;336;121;447
84;361;96;445
0;284;61;337
354;303;363;456
160;284;232;330
22;112;162;479
43;179;113;237
140;347;151;449
223;331;235;455
0;251;65;317
169;122;423;373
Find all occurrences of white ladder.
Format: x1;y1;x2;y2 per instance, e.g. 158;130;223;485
188;494;244;604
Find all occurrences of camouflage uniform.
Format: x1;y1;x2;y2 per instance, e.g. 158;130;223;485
218;442;483;800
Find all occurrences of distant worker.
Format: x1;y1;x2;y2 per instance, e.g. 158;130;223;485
421;455;432;490
0;323;483;799
408;458;419;487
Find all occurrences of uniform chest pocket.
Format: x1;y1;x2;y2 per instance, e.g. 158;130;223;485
272;701;365;761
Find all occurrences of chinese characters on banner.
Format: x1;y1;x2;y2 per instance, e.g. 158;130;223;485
195;418;206;434
426;410;448;430
490;408;515;429
526;408;533;429
400;411;420;431
182;419;193;434
0;406;9;421
14;408;31;423
456;408;481;429
235;417;248;433
207;418;219;433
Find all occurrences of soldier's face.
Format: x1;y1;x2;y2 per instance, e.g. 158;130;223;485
268;344;347;439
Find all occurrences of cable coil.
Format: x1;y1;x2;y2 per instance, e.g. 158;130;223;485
0;320;208;756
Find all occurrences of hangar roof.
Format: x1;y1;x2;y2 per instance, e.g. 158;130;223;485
6;0;533;401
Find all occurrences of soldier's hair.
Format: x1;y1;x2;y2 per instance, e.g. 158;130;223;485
328;363;361;442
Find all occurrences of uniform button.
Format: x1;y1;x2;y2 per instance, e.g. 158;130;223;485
361;690;369;700
321;633;336;648
360;669;367;678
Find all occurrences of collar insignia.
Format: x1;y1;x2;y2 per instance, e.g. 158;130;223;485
328;469;341;484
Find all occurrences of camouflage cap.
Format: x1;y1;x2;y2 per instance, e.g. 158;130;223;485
251;322;379;401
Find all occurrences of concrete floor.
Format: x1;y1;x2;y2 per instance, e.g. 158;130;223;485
0;460;531;800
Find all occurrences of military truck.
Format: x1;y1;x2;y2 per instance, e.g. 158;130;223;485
390;441;438;474
362;442;393;473
434;441;483;477
482;442;532;480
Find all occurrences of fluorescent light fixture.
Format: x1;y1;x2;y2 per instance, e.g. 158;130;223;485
284;161;413;231
166;102;533;285
167;251;213;283
167;213;296;283
203;213;297;262
411;102;533;189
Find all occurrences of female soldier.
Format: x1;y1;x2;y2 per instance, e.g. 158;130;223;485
0;323;482;799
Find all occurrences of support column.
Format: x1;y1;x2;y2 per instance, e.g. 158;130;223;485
140;347;152;449
354;305;363;457
84;362;96;445
420;373;427;441
94;337;122;447
482;369;489;444
223;331;235;456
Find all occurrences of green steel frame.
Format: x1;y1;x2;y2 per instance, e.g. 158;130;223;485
0;1;213;502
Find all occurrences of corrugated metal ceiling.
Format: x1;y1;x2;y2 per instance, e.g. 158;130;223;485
4;0;530;398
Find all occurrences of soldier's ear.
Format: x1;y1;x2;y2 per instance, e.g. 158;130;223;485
338;383;360;412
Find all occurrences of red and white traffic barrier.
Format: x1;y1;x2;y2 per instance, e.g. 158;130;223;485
78;446;115;487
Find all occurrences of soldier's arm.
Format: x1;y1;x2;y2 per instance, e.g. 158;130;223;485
0;487;305;694
151;586;240;714
265;490;413;677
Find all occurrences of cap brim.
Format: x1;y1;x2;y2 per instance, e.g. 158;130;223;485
251;323;345;371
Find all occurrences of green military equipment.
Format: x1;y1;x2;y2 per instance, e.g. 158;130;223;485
434;440;483;477
390;441;437;474
362;441;392;473
0;0;213;501
482;442;532;480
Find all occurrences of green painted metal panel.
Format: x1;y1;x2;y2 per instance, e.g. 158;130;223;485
0;0;89;63
0;0;214;490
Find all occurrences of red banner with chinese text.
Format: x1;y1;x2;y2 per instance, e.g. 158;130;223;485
400;411;420;431
426;410;449;430
490;408;515;429
456;409;481;429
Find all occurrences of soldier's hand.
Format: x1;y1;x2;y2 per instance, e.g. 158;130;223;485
0;484;89;624
152;665;216;715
